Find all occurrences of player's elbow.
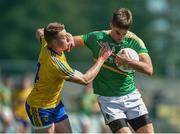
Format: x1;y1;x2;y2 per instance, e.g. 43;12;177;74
72;70;92;85
81;77;92;85
80;74;93;85
82;82;90;86
79;80;90;85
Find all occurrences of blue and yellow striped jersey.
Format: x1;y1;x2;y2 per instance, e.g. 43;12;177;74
27;37;74;108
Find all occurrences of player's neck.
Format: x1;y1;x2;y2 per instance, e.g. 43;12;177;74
48;46;62;56
54;49;63;56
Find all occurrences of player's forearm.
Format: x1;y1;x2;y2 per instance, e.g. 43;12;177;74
73;36;85;47
128;60;153;76
70;58;104;85
83;58;105;84
70;44;111;85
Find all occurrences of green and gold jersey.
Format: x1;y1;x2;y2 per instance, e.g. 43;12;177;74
82;30;148;96
27;37;74;108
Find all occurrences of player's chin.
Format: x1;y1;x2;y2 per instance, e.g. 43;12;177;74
64;44;70;51
64;47;69;52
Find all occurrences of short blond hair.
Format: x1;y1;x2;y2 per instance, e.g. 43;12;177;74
44;22;65;43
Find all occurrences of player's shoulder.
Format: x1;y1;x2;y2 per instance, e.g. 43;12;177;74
126;31;142;41
125;31;145;47
85;30;108;39
88;29;109;35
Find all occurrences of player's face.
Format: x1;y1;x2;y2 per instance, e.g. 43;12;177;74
110;26;127;43
56;30;70;51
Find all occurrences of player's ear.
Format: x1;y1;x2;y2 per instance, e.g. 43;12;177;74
51;39;57;46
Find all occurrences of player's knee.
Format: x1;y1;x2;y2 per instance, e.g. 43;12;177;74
108;118;130;133
128;114;154;133
116;127;132;133
136;124;154;133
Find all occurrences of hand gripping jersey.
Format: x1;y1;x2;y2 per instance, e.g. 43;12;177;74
82;30;148;96
27;37;74;108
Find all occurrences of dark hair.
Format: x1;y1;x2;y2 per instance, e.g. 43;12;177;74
44;22;65;44
111;8;132;29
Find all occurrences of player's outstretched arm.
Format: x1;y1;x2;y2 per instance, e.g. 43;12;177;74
69;44;112;85
65;35;84;52
73;36;85;47
64;35;85;52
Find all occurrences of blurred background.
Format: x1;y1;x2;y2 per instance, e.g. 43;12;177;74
0;0;180;133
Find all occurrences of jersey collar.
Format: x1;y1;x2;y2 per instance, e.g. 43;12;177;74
48;47;62;56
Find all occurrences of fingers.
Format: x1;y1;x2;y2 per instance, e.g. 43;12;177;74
100;44;112;56
99;44;113;61
36;28;44;43
115;50;131;66
66;33;75;52
104;43;115;56
97;42;114;56
121;50;125;54
115;54;124;66
100;44;108;53
115;56;120;64
104;44;112;56
37;28;44;36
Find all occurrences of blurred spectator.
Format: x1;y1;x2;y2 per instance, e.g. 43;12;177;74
150;90;164;119
78;83;111;133
0;77;15;132
11;76;32;133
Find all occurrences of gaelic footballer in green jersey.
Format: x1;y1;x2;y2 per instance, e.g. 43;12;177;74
73;8;154;133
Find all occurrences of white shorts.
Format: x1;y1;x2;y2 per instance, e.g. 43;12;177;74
98;89;148;124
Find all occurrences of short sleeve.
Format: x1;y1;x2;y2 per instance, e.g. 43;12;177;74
82;31;99;49
52;56;75;80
